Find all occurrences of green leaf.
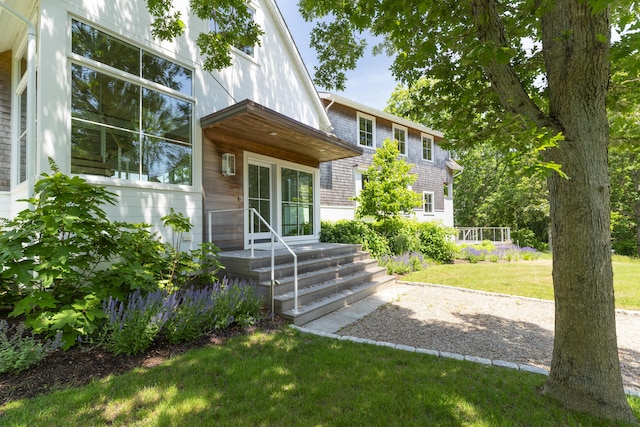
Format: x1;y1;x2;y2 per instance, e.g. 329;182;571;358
50;309;83;329
10;292;59;317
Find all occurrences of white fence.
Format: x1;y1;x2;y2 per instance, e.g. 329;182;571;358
456;227;511;244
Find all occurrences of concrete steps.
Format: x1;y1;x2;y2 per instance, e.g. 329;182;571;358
219;243;396;325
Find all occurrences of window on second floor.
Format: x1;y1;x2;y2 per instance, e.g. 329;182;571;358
422;134;434;161
393;125;408;156
357;113;375;148
423;191;434;214
210;6;256;57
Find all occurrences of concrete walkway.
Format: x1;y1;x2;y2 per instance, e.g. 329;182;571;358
300;283;416;333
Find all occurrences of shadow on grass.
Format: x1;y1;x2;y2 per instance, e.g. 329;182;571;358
1;329;637;426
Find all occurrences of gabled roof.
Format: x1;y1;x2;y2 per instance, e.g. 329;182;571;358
319;92;445;139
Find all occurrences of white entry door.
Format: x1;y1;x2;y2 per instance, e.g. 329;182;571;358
247;160;274;242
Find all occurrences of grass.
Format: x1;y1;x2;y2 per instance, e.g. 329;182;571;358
1;328;638;426
404;254;640;311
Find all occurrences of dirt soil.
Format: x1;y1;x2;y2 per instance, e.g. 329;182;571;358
0;314;288;406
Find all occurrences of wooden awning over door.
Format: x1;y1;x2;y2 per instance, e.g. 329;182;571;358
200;99;361;166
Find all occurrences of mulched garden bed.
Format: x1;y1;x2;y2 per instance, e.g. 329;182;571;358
0;312;288;406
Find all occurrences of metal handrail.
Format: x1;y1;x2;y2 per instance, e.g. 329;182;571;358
207;208;299;314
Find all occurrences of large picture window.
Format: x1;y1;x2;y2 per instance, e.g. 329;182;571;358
281;168;314;236
70;20;193;184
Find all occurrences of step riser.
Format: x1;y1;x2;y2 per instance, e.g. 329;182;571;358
281;277;397;325
251;252;371;283
274;268;389;312
257;259;378;293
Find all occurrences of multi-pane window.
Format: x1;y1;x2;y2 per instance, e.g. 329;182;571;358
423;191;434;213
70;20;193;185
210;7;256;57
282;168;314;236
422;134;434;161
393;125;407;156
358;113;375;148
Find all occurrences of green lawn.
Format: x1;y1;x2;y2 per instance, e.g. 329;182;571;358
403;255;640;311
1;328;638;426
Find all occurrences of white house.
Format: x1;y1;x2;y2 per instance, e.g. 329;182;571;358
0;0;360;250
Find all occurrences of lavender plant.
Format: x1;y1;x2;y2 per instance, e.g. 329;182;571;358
380;252;426;275
220;277;263;328
0;320;62;374
163;285;220;344
102;289;175;355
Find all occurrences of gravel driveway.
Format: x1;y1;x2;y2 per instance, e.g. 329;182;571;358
336;283;640;394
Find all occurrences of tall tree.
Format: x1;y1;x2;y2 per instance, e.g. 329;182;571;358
148;0;639;422
295;0;638;423
354;139;422;221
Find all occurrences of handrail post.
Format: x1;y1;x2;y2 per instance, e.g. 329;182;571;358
293;255;299;313
250;209;255;258
271;230;275;320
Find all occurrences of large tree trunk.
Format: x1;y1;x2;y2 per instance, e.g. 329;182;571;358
472;0;636;422
539;1;636;422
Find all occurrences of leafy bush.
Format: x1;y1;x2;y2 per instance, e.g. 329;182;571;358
320;220;390;258
414;221;457;263
321;219;457;263
0;163;223;348
511;228;548;252
372;218;421;255
0;320;62;374
0;162;156;347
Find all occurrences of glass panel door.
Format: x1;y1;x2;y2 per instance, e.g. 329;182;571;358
248;162;272;239
281;167;314;237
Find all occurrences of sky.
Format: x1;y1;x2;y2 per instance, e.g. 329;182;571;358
276;2;398;111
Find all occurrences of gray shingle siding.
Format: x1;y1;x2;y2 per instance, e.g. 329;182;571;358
321;101;450;212
0;51;11;192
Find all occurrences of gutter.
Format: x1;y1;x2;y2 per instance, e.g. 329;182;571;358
1;3;37;199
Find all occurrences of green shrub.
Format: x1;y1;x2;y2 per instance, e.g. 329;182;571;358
0;161;223;348
321;218;456;263
414;221;457;263
372;218;421;255
0;320;62;374
320;220;390;258
511;228;548;252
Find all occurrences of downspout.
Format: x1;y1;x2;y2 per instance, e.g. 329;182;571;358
1;3;37;199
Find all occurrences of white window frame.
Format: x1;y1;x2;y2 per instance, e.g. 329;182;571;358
357;112;376;149
68;17;196;188
393;124;408;156
423;191;434;214
422;133;434;162
209;4;258;60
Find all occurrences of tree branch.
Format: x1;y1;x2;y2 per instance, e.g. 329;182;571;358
471;0;557;131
